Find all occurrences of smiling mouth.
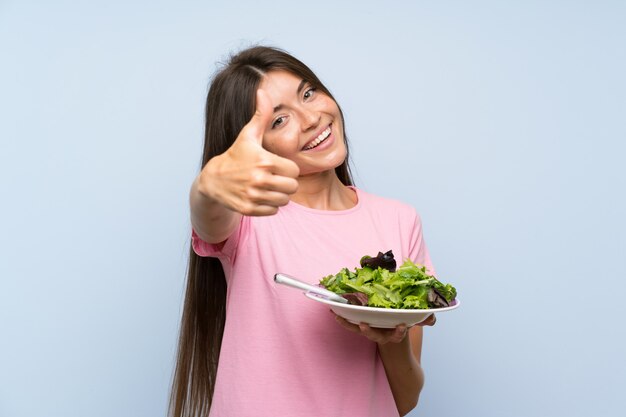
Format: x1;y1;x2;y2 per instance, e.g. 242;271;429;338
303;125;332;150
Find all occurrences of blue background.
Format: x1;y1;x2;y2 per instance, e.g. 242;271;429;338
1;1;625;416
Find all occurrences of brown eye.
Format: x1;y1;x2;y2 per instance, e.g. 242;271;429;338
303;87;316;99
272;116;285;129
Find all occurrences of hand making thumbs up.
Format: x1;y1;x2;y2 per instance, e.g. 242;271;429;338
196;89;300;217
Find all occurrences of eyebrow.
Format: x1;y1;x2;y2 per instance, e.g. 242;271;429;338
272;79;308;113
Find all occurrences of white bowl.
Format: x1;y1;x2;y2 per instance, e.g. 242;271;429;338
305;293;460;328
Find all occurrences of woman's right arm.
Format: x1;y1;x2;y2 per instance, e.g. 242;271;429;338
190;89;300;244
190;169;242;244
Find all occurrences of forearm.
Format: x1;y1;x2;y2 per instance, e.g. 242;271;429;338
189;175;241;244
377;337;424;416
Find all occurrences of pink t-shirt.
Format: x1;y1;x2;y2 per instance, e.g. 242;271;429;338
192;187;435;417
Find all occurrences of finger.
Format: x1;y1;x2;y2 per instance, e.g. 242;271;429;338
360;322;408;344
252;204;280;216
358;323;387;343
245;189;292;208
417;313;436;327
247;168;297;195
390;324;408;343
267;154;300;179
245;89;274;144
237;203;279;217
262;173;299;195
333;314;361;334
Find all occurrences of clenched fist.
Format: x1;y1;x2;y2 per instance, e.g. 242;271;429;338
197;89;300;216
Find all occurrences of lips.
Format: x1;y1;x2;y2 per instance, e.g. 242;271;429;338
303;124;332;150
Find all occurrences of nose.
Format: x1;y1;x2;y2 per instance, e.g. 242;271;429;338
300;107;321;131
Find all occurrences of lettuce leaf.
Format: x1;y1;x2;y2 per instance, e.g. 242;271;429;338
320;251;457;309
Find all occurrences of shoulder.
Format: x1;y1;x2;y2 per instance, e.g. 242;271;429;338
356;187;419;220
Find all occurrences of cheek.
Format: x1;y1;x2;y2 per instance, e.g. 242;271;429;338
323;96;341;114
264;133;300;157
334;141;348;164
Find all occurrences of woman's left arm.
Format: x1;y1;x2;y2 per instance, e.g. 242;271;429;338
377;325;427;416
334;315;436;416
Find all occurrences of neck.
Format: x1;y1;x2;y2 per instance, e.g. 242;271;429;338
291;170;356;210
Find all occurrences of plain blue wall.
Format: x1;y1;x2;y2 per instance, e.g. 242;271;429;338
1;1;625;416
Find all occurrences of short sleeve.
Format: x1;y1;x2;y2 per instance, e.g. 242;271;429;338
408;210;436;276
191;216;247;264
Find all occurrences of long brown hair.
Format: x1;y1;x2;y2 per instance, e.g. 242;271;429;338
168;46;354;417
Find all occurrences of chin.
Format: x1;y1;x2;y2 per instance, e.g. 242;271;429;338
301;158;346;177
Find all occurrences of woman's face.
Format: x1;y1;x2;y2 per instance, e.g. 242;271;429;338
259;70;346;177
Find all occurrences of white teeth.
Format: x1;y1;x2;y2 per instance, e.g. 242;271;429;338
304;126;331;150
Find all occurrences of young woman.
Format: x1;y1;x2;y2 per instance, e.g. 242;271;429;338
169;46;437;417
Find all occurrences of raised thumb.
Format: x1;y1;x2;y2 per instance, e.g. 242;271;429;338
245;88;274;145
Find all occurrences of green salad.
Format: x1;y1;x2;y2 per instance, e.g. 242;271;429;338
320;250;457;309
